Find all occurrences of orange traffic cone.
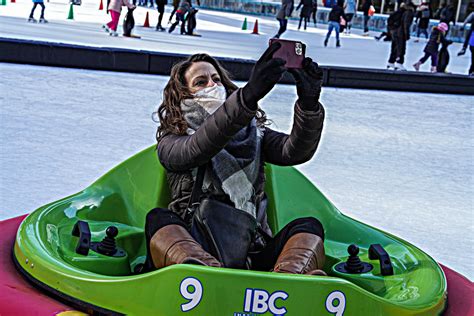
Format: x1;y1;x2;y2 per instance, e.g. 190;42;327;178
252;19;259;35
143;11;150;27
99;0;103;10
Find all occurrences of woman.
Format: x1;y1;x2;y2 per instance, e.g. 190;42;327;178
362;0;373;35
103;0;135;36
414;2;431;42
344;0;356;34
273;0;295;39
324;0;346;47
296;0;313;31
155;0;167;32
145;42;327;275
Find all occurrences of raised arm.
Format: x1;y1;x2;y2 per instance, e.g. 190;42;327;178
263;102;325;165
264;57;325;165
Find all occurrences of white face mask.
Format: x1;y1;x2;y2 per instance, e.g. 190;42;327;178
192;84;227;114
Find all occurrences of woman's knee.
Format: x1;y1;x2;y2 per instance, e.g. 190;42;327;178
145;208;186;239
286;217;325;240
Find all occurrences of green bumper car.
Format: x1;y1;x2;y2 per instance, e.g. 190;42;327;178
13;146;446;315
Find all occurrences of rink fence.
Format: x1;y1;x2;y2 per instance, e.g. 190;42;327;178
1;37;472;95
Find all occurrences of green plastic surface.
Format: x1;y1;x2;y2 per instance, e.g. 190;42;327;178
14;146;446;315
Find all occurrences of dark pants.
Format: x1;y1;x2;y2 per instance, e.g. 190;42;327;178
416;27;429;39
276;18;288;37
311;8;317;24
363;14;370;32
419;51;438;67
156;3;165;28
346;13;354;30
144;208;324;271
186;9;198;35
298;16;309;30
169;12;186;34
389;30;406;64
29;2;45;19
463;27;473;49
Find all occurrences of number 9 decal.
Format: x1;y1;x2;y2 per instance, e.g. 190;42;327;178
325;290;346;316
180;277;203;312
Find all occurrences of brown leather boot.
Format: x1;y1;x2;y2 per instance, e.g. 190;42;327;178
273;232;326;275
150;224;222;269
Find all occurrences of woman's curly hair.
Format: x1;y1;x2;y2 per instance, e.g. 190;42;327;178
155;53;267;143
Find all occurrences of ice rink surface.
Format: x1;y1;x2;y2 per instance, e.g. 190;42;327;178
0;0;472;74
0;62;472;279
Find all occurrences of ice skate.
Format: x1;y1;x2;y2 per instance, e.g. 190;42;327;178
362;32;369;36
109;31;118;37
430;66;437;73
336;40;341;48
39;18;48;23
413;61;421;71
394;63;407;71
102;24;110;33
324;38;328;47
386;62;395;69
28;17;37;23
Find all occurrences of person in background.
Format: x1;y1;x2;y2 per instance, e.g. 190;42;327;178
168;0;180;24
324;0;346;47
311;0;318;26
362;0;373;35
457;12;473;56
168;0;189;34
386;2;415;70
296;0;313;31
414;2;431;42
438;1;455;30
413;22;450;72
28;0;47;23
273;0;295;38
155;0;167;31
103;0;136;36
344;0;356;34
186;0;201;36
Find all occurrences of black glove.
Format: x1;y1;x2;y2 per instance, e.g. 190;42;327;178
288;57;323;111
242;42;287;108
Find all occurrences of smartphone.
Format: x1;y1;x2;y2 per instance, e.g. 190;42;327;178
268;39;306;69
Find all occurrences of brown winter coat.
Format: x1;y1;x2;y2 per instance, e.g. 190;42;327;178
157;88;325;237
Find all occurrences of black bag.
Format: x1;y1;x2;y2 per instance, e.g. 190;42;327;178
185;165;257;269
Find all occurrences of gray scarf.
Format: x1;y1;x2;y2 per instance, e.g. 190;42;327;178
180;87;262;218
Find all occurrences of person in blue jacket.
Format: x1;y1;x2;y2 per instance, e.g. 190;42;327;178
28;0;47;23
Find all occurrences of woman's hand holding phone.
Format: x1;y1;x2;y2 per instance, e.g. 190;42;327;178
242;41;287;108
288;58;324;111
